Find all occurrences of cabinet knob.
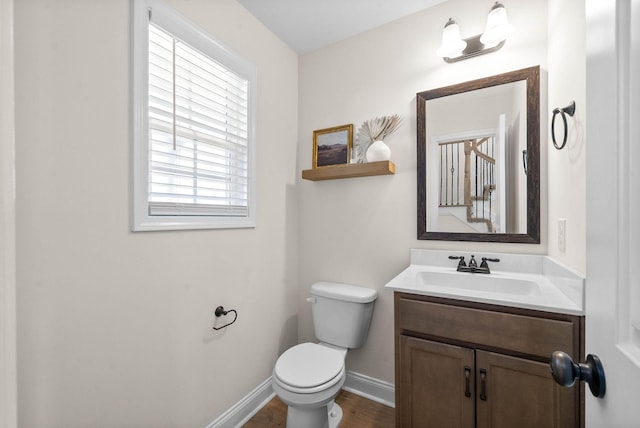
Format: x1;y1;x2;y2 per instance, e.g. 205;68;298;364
549;351;606;398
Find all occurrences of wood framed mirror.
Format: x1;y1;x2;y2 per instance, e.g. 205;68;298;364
417;66;540;243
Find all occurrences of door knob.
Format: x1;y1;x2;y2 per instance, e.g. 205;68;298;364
550;351;606;398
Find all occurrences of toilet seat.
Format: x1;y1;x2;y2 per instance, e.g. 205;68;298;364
274;343;345;394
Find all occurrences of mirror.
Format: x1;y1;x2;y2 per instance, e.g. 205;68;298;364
417;66;540;243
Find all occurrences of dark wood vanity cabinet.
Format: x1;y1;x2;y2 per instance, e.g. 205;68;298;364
395;293;584;428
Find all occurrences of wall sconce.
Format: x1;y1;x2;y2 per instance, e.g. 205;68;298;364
437;2;514;63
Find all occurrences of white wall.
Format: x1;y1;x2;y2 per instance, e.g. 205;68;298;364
1;0;17;425
297;0;561;386
547;0;586;273
14;0;298;426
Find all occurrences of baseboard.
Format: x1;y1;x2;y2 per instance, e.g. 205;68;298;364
205;377;275;428
205;371;395;428
343;371;395;408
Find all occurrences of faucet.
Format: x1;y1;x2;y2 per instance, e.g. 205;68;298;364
449;255;500;274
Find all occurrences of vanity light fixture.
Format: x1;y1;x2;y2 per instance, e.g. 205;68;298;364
437;2;514;63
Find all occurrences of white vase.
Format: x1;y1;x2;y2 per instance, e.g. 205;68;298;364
366;140;391;162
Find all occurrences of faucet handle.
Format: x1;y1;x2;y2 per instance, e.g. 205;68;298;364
480;257;500;268
448;255;466;267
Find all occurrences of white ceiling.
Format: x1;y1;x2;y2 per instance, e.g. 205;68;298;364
237;0;448;54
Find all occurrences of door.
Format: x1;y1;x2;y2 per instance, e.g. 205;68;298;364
476;350;576;428
585;0;640;425
399;335;474;427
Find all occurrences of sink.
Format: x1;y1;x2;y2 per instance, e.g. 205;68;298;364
385;249;585;315
417;271;541;296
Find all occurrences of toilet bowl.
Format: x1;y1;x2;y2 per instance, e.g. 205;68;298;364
272;282;377;428
272;343;346;428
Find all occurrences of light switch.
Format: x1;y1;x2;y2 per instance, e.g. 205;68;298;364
558;218;566;253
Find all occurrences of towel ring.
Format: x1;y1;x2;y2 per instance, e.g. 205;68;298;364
551;101;576;150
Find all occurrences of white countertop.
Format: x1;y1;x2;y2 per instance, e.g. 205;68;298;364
385;249;585;315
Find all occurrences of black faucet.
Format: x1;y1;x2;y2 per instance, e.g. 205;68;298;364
449;255;500;274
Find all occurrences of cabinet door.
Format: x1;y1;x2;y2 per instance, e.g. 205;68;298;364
476;350;578;428
398;335;475;428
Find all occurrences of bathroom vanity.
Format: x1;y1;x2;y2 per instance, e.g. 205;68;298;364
386;250;585;428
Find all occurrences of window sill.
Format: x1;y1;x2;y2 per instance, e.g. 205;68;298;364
132;215;256;232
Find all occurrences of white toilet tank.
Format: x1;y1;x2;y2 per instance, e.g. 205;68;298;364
309;281;377;349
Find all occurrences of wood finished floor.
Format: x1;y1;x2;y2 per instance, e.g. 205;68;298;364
243;390;395;428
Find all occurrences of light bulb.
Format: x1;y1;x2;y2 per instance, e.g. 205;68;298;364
436;18;467;58
480;2;514;47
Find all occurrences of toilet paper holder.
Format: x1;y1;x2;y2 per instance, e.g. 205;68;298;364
213;306;238;330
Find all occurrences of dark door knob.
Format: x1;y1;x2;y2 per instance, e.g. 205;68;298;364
550;351;606;398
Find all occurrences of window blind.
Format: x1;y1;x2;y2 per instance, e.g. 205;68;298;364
147;24;250;217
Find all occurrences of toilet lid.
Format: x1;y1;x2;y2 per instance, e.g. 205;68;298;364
274;343;344;389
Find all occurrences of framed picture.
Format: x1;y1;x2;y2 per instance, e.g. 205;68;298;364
312;124;353;168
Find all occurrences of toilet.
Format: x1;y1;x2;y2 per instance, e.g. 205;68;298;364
272;281;377;428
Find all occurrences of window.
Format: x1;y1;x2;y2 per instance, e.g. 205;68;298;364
132;0;256;231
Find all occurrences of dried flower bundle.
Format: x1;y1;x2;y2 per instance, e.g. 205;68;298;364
355;114;402;163
358;114;403;144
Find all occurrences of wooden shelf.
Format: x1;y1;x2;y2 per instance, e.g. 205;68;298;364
301;161;396;181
